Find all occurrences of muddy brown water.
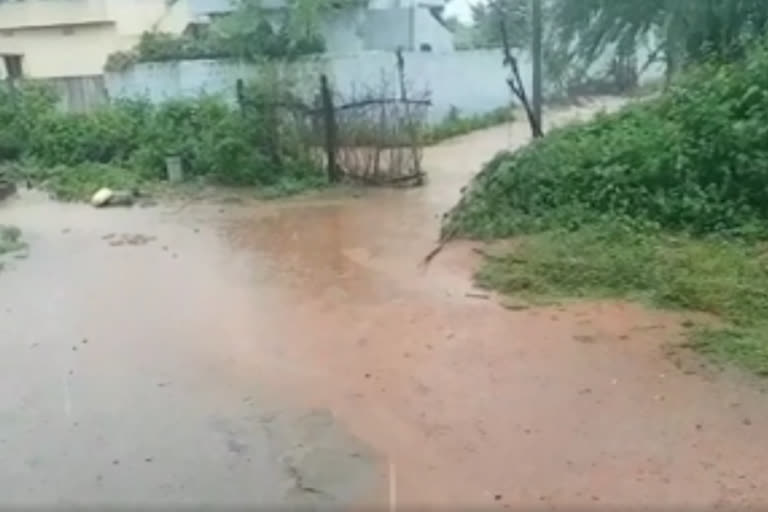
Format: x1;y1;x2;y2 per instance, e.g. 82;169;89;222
2;99;768;509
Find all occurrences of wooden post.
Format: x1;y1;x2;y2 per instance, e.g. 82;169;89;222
320;74;340;183
531;0;543;131
235;78;245;117
395;48;406;101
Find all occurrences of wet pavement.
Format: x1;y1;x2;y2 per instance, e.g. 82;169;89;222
2;99;768;509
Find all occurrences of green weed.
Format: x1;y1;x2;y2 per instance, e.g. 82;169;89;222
0;84;328;199
444;42;768;239
423;106;515;144
476;224;768;374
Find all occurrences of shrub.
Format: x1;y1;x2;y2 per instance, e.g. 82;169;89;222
34;163;145;201
29;105;147;167
444;41;768;240
0;82;324;194
0;84;57;160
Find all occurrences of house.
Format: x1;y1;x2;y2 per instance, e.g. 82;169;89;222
185;0;455;54
0;0;188;78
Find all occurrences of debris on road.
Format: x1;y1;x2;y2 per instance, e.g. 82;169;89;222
91;188;137;208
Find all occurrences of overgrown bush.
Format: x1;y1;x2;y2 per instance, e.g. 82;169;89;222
444;41;768;239
0;85;57;161
446;39;768;375
0;82;324;199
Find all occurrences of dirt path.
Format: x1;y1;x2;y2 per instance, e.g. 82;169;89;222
2;98;768;508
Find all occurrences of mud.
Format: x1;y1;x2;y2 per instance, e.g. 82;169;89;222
2;98;768;508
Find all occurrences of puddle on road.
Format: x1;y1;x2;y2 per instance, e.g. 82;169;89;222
3;99;768;508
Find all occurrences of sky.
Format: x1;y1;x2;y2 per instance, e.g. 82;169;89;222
444;0;478;23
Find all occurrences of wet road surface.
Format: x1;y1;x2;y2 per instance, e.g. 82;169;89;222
2;99;768;509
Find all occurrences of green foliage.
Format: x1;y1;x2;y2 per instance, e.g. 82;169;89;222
0;82;325;198
445;41;768;240
29;103;148;167
423;106;516;144
476;224;768;374
0;84;57;161
105;0;365;69
451;39;768;375
33;163;146;202
470;0;531;49
549;0;768;81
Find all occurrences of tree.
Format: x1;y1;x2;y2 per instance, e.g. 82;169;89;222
470;0;531;49
549;0;768;83
213;0;364;60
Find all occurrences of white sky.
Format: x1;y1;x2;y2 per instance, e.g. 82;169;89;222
444;0;481;23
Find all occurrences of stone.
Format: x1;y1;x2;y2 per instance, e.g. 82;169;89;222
108;191;135;207
91;188;114;207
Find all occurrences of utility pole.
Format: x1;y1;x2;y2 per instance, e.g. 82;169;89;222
531;0;543;131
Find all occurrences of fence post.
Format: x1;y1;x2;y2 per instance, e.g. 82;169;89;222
235;78;245;117
319;74;340;183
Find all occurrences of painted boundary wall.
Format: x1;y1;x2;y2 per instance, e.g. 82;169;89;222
104;48;665;122
105;50;518;123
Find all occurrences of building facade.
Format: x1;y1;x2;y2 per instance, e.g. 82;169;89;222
0;0;188;78
186;0;455;54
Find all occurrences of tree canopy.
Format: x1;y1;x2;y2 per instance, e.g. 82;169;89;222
466;0;768;81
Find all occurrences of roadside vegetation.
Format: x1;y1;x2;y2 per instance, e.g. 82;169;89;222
423;106;515;145
444;24;768;375
0;84;326;201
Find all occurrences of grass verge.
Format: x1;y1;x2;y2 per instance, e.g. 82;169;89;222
475;224;768;375
423;107;515;144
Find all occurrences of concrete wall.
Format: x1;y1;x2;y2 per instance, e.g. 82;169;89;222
39;74;109;112
105;49;515;123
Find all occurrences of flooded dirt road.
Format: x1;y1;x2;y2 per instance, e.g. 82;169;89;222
2;99;768;509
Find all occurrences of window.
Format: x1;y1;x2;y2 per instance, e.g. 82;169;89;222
62;26;75;36
3;55;23;79
419;43;432;52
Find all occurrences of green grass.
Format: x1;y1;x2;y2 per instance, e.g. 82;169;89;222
476;224;768;375
253;172;329;200
423;107;515;144
11;161;146;202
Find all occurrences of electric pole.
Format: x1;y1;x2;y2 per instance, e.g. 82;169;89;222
531;0;543;133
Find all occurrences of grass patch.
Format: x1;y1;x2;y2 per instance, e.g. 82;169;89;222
33;163;146;201
476;224;768;374
423;106;515;144
253;172;329;200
